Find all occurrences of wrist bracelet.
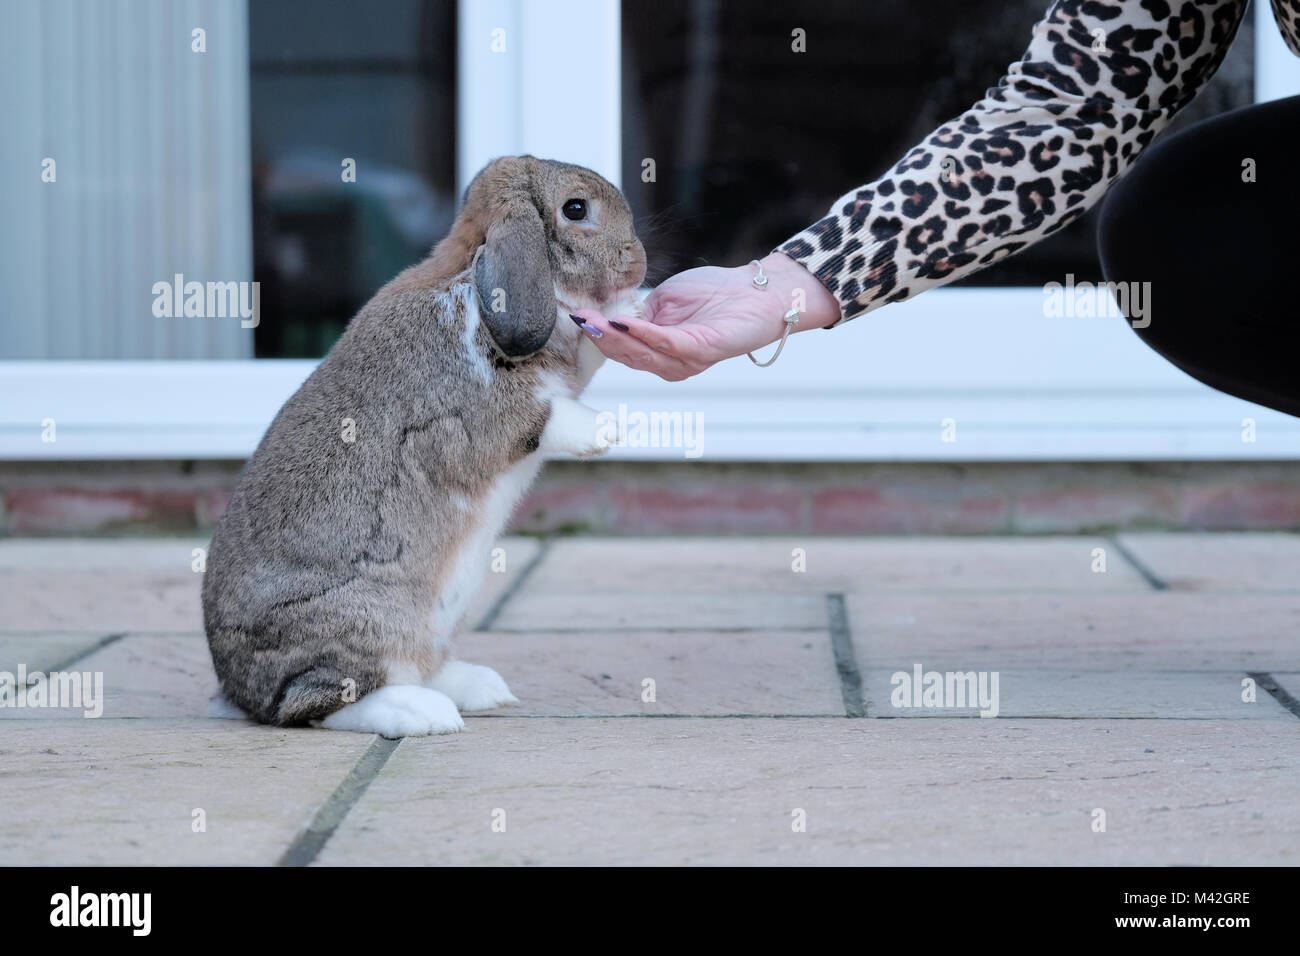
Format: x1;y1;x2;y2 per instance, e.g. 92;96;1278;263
745;259;800;368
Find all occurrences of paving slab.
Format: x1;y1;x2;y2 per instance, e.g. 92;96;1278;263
463;537;542;628
0;536;543;721
0;539;210;632
0;538;211;573
0;572;202;633
1117;532;1300;592
0;633;216;721
461;629;842;716
0;633;115;676
315;717;1300;866
6;637;1277;722
0;533;1295;868
524;536;1150;595
0;536;540;636
488;589;827;631
846;592;1300;671
859;668;1291;719
1;627;845;720
0;720;375;865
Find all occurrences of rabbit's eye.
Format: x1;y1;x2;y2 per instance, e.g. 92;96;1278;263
561;199;588;222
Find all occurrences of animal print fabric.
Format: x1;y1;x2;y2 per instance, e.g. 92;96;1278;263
779;0;1299;325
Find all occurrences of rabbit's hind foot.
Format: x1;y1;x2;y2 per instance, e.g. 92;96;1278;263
318;685;465;738
426;659;519;712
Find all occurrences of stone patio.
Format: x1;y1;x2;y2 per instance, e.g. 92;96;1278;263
1;533;1297;865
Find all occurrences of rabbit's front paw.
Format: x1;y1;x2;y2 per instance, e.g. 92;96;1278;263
319;685;464;737
427;660;520;712
541;396;618;458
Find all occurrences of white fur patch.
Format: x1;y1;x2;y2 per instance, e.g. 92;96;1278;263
557;284;646;390
457;283;493;385
554;282;594;313
207;693;247;720
385;661;424;686
609;286;650;317
430;453;545;645
541;396;609;457
576;334;606;390
319;685;464;737
423;364;570;659
536;368;572;402
426;659;519;711
556;283;648;317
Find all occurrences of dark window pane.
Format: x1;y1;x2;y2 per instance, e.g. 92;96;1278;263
250;0;457;357
621;0;1254;287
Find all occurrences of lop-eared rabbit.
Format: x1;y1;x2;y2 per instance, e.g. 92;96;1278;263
203;156;646;737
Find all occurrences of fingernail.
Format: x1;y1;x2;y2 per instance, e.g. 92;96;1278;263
580;322;603;339
608;320;629;332
569;313;585;326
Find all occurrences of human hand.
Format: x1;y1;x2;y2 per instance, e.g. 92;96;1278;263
571;252;842;381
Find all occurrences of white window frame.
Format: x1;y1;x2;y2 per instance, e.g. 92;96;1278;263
3;0;1297;461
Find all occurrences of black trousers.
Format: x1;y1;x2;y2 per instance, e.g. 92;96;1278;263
1097;94;1300;418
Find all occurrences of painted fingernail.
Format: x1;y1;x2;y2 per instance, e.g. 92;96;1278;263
569;313;585;326
580;322;603;338
608;320;630;332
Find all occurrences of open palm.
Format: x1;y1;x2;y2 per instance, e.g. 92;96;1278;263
575;265;790;380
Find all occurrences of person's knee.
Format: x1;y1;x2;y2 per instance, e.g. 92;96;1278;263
1096;137;1182;280
1096;174;1145;284
1096;133;1207;350
1096;179;1162;347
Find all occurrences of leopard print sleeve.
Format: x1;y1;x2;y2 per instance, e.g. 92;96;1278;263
778;0;1264;325
1274;0;1300;54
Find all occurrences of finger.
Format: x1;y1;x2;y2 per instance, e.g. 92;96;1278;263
574;308;705;363
572;310;686;376
575;314;705;381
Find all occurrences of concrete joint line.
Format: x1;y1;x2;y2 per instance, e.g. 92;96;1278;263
279;736;401;867
1107;535;1169;591
1247;671;1300;720
474;536;554;631
826;593;865;718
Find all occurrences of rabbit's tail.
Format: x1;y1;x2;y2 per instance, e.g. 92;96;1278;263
207;621;392;726
272;664;386;726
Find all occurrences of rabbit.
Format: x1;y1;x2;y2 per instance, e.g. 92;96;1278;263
202;155;646;737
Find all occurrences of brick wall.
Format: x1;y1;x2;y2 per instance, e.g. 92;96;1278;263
2;460;1297;536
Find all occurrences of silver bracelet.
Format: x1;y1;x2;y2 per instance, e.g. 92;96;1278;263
745;259;800;367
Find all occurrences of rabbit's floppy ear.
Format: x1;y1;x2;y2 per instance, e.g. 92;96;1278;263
473;205;556;358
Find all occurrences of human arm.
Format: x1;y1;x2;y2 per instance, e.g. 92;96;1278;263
579;0;1257;376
